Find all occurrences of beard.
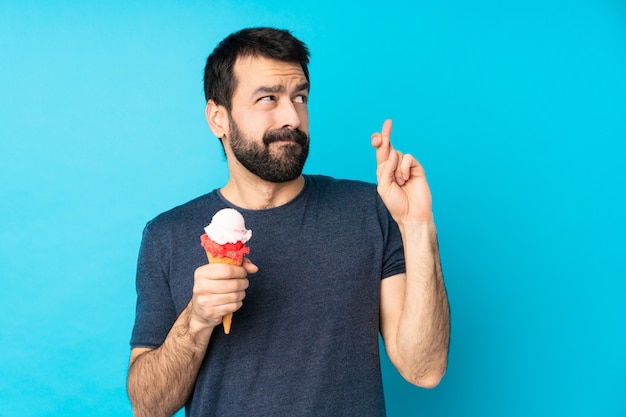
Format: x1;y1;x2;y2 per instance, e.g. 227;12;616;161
228;117;309;183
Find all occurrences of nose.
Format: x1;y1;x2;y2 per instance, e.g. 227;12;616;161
277;98;301;130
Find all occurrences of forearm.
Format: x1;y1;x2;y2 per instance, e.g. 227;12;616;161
127;302;213;417
396;220;450;387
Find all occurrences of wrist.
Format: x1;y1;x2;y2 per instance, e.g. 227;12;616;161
184;303;214;348
397;217;436;236
397;219;438;258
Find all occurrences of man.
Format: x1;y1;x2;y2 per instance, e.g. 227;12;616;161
128;27;449;417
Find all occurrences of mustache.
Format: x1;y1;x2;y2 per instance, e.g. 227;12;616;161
263;128;308;147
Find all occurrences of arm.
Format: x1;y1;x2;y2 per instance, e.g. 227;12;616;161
372;120;450;388
127;303;212;417
127;260;257;417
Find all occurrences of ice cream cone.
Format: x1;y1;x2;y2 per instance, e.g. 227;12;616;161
200;208;252;335
205;252;241;334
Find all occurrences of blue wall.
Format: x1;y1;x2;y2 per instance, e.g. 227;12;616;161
1;1;624;416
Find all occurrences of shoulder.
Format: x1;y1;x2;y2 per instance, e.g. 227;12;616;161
143;191;221;239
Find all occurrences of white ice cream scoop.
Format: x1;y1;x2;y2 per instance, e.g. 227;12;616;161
204;208;252;245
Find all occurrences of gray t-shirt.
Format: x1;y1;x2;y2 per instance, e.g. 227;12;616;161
131;175;406;416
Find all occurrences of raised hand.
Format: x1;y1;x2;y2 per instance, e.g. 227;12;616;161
371;119;433;224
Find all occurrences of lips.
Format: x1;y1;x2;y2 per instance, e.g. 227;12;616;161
263;128;308;147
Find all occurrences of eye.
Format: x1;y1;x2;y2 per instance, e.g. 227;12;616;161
293;95;308;104
258;95;276;102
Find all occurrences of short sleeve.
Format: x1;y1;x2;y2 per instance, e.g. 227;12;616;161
377;195;406;279
130;223;178;349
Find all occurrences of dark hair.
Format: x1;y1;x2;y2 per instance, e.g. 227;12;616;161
203;27;310;110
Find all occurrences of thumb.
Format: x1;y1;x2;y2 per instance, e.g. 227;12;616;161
242;257;259;274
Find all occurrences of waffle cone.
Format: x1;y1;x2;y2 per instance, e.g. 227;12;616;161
206;252;242;334
207;254;242;266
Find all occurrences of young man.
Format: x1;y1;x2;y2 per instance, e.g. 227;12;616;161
128;27;449;417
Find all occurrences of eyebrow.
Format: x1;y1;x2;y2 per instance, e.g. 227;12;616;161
252;81;310;96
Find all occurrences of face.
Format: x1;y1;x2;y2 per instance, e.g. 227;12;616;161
225;55;310;183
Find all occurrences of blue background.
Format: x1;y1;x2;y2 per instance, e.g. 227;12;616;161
1;1;625;416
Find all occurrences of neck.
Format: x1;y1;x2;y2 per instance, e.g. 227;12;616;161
221;174;305;210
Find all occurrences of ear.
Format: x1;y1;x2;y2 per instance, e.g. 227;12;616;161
205;100;228;139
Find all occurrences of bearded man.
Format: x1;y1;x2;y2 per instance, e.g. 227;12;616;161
127;27;450;417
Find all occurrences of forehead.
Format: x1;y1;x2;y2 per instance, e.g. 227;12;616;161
232;55;307;95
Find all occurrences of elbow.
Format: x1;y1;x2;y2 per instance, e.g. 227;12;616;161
126;364;149;416
126;373;141;412
408;368;446;389
399;359;447;389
